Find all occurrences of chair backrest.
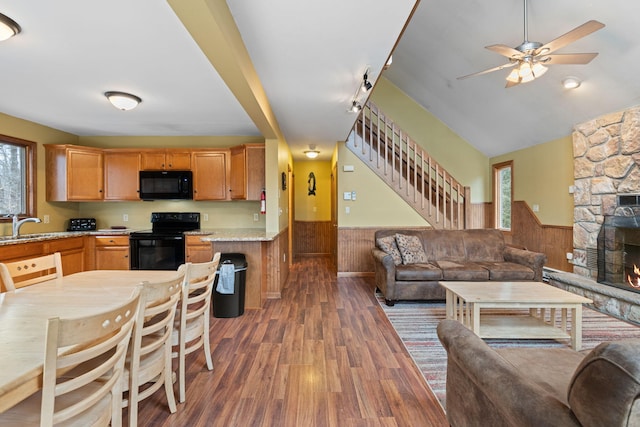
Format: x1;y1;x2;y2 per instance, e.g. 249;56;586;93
0;252;63;291
126;271;184;425
179;252;221;326
40;287;141;426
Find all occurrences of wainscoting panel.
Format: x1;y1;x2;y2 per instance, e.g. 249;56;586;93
294;221;332;255
509;201;572;272
467;202;491;229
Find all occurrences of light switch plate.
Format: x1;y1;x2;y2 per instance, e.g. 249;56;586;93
343;192;352;200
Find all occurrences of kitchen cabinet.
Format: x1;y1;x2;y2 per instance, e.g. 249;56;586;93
0;236;88;291
192;151;228;201
141;150;191;171
94;235;130;270
104;150;141;201
229;144;265;200
45;145;104;201
185;235;213;263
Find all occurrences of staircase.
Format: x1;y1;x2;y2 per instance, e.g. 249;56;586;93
347;101;470;230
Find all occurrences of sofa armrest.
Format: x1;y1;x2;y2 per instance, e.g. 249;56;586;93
504;246;547;281
371;248;397;305
437;320;580;427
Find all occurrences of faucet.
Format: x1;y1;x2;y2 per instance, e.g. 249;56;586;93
11;214;41;238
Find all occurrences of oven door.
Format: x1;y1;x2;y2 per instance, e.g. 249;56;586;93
129;234;185;270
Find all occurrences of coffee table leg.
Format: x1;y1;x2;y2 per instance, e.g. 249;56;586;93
572;305;582;350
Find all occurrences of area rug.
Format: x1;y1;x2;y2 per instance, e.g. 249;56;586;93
376;294;640;409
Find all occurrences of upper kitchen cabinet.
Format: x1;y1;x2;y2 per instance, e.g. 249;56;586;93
45;145;104;201
192;150;228;201
229;144;265;200
104;150;141;201
141;149;191;170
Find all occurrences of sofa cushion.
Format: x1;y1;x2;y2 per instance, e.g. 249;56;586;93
422;230;467;262
463;229;506;262
376;236;403;265
568;340;640;427
477;261;535;280
436;260;490;280
395;263;443;281
395;233;429;265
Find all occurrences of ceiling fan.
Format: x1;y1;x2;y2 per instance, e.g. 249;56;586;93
458;0;605;88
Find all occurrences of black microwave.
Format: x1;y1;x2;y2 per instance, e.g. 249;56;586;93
139;170;193;200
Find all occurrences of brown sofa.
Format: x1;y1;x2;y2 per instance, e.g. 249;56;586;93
437;319;640;427
371;228;546;306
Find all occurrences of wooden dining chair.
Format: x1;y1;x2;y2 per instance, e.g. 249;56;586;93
123;272;184;427
0;287;141;427
172;252;221;403
0;252;63;291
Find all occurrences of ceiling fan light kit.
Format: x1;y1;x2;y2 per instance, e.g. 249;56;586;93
0;13;21;41
458;0;604;88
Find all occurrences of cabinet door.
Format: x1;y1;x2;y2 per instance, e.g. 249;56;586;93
166;151;191;170
67;148;104;201
185;236;213;263
95;236;130;270
104;152;141;200
141;152;167;170
192;152;227;200
229;146;246;200
245;145;265;201
49;237;86;275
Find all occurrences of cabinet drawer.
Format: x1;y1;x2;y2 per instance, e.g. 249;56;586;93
47;237;85;252
185;235;210;246
95;236;129;246
0;242;45;262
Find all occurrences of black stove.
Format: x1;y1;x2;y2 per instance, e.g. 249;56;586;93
129;212;200;270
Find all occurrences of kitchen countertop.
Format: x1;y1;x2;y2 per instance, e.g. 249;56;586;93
187;228;277;242
0;228;275;245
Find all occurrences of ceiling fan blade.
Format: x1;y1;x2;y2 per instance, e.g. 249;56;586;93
485;44;523;59
457;61;517;80
542;52;599;65
537;20;605;55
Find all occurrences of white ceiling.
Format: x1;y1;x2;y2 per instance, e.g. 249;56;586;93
0;0;638;161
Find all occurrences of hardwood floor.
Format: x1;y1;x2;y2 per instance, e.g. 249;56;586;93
131;256;448;426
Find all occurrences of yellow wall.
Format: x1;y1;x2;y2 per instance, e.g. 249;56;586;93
490;135;574;226
0;113;80;236
293;160;332;221
370;77;490;203
336;143;430;227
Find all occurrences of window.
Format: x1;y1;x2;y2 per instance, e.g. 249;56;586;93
493;161;512;231
0;135;36;219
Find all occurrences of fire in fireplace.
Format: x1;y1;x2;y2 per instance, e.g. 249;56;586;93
598;215;640;293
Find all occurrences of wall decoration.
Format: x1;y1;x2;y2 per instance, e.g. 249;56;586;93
281;171;287;191
307;172;316;196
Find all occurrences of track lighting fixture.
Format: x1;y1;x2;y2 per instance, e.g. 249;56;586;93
348;68;371;113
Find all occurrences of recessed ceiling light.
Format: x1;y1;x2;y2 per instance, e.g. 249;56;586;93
562;76;581;90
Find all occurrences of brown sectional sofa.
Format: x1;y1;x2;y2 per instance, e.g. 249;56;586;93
437;319;640;427
371;228;547;306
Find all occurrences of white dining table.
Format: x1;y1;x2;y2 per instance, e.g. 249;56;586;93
0;269;179;413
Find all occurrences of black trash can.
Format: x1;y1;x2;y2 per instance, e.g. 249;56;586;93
212;253;247;318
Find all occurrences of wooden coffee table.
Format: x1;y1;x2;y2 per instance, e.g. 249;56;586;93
439;281;593;350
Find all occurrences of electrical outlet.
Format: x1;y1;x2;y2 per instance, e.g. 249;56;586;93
203;213;209;222
345;206;350;214
123;214;128;222
254;213;259;221
43;215;50;224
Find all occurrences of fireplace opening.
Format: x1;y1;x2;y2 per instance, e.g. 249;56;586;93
598;215;640;294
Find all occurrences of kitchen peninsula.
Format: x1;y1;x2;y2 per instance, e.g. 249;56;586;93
0;228;287;308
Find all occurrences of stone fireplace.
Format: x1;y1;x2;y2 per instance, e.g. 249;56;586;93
546;104;640;324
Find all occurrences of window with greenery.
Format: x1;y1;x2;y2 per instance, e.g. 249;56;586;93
493;161;512;231
0;135;36;218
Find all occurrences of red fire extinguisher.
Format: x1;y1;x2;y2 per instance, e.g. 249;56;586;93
260;189;266;214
